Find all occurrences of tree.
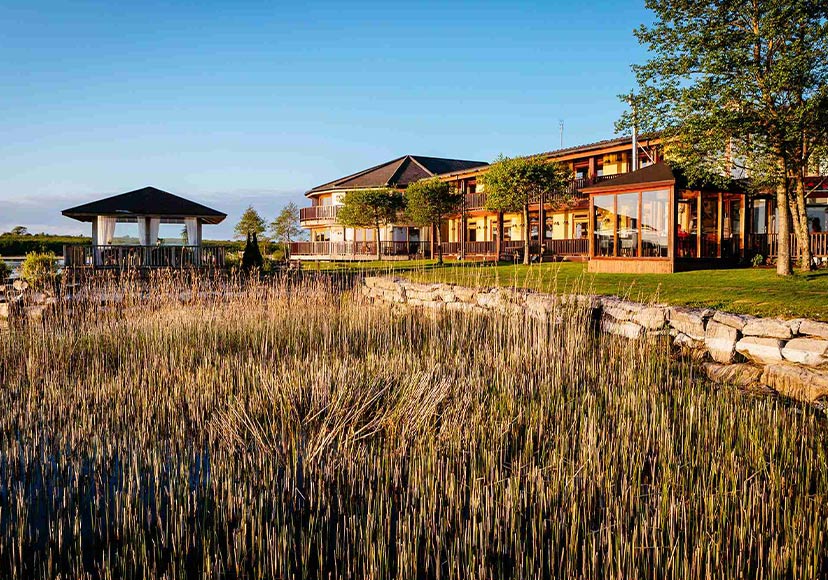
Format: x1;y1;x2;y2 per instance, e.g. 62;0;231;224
270;202;303;244
9;226;28;236
619;0;828;274
234;206;267;240
241;231;264;272
404;177;462;264
337;188;405;260
482;155;573;265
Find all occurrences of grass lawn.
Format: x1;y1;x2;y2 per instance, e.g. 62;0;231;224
302;259;828;320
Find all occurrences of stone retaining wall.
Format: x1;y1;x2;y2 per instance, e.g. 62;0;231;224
361;276;828;406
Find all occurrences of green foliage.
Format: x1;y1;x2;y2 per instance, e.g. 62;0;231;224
8;226;28;236
269;202;303;243
482;155;573;212
337;188;405;230
234;205;267;240
0;258;9;282
405;177;461;228
19;251;59;288
751;254;765;268
0;234;91;256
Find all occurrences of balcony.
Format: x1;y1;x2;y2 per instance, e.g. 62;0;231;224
300;205;340;225
459;175;622;212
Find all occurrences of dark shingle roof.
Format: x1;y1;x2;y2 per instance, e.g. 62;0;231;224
62;186;227;224
581;162;746;194
581;162;679;192
307;155;488;195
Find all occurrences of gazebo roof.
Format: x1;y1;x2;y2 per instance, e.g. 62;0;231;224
62;186;227;224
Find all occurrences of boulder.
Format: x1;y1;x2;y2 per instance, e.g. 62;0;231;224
781;337;828;367
704;321;740;364
476;290;505;310
701;362;764;389
601;318;644;339
633;307;668;330
761;364;828;403
524;293;558;316
712;311;754;331
735;336;784;364
451;285;480;303
602;298;637;322
799;320;828;340
669;308;711;340
742;318;794;340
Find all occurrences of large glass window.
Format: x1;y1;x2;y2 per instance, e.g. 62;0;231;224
594;194;616;256
641;190;669;257
617;193;639;257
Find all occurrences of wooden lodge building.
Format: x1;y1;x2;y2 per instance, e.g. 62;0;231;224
290;134;828;272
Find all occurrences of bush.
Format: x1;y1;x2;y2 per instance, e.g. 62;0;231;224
0;258;9;282
19;251;59;289
751;253;764;268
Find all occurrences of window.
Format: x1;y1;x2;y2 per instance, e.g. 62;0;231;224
594;194;616;256
617;193;639;257
641;190;669;257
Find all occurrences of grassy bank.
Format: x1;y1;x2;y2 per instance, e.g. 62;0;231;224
302;259;828;320
1;274;826;578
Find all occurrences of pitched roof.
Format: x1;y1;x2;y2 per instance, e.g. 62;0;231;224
536;132;662;160
62;186;227;224
581;162;679;192
581;161;746;194
307;155;488;195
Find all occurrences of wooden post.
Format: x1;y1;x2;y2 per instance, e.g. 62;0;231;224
739;196;746;257
431;223;435;260
538;191;546;262
697;191;703;258
588;157;596;182
460;182;467;261
637;191;643;257
717;192;724;258
496;211;504;261
588;197;595;258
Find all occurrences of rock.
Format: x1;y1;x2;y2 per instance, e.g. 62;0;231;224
781;337;828;367
704;321;740;363
742;318;794;340
450;286;479;303
444;301;480;314
712;311;754;331
365;277;402;291
602;298;637;322
669;308;711;340
701;362;764;388
601;318;644;339
476;290;505;310
799;320;828;340
735;336;784;364
761;364;828;403
633;307;668;330
524;293;558;315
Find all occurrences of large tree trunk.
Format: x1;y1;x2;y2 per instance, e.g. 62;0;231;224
791;177;813;272
776;182;792;276
436;222;443;265
375;225;381;261
523;203;530;265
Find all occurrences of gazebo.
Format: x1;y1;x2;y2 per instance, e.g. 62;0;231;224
62;186;227;269
582;163;747;273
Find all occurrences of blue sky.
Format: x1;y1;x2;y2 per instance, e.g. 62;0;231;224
0;0;652;239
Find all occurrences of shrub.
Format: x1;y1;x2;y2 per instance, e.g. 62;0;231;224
751;253;764;268
19;251;59;289
0;258;9;282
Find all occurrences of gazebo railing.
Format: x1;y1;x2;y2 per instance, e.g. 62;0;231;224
63;245;226;269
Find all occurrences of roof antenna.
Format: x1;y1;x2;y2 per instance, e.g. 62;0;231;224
559;120;564;149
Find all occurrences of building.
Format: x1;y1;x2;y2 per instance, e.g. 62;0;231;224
291;134;828;269
438;135;662;261
291;155;487;260
62;186;227;269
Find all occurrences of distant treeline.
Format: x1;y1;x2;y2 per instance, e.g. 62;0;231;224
0;234;245;256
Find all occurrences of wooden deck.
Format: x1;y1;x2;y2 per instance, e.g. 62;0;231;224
63;245;226;269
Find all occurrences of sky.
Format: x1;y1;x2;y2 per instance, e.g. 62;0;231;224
0;0;653;239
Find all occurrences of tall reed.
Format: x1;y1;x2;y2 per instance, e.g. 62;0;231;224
0;270;825;578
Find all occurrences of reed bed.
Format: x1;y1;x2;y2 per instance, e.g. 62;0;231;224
0;272;826;579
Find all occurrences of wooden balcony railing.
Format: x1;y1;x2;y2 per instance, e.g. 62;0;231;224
63;245;226;269
458;175;622;213
299;205;340;223
289;241;432;259
747;233;828;258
